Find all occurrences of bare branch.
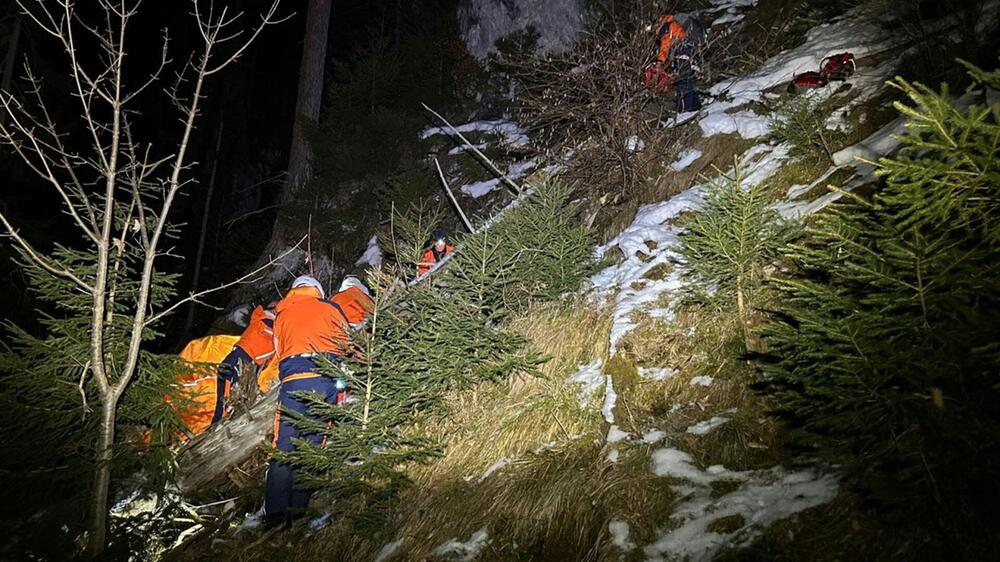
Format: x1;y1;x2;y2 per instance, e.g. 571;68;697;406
202;0;290;75
21;64;100;228
78;361;92;419
122;29;171;104
145;235;307;326
0;93;100;243
434;157;475;233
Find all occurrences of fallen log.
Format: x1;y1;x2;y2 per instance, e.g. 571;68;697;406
175;389;277;495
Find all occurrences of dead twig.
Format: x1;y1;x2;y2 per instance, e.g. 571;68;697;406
433;157;475;234
422;103;522;195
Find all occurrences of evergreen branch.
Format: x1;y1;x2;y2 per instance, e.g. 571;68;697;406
0;211;94;294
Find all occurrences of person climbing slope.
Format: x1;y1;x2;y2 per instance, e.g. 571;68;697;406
330;275;374;331
211;301;278;425
264;275;358;527
417;227;454;276
653;12;704;113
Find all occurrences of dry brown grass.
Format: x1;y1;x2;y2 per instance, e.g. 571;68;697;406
593;131;759;245
407;299;612;486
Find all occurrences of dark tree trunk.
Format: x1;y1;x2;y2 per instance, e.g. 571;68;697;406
229;0;332;305
280;0;331;206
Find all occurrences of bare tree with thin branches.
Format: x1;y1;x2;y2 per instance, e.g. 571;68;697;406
0;0;287;556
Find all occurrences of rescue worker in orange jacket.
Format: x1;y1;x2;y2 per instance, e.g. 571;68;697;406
211;301;277;425
264;275;361;526
417;227;454;276
330;275;375;332
653;13;702;113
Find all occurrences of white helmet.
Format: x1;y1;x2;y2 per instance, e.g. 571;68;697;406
339;275;369;296
290;275;325;298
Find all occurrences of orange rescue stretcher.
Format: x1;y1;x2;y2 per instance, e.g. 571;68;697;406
164;334;279;441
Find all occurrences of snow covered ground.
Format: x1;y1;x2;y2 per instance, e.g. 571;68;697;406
589;140;790;353
694;5;902;141
421;119;529;148
574;5;945;557
645;449;838;561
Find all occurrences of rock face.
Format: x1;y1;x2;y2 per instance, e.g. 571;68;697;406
458;0;585;60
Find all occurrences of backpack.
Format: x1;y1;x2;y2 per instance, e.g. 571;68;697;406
672;13;705;44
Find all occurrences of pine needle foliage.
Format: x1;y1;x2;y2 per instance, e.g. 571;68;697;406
287;181;595;524
762;66;1000;551
769;94;838;163
381;200;446;275
488;181;598;308
679;164;793;346
0;236;187;498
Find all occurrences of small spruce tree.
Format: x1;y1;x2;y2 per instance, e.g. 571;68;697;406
491;181;597;307
680;164;792;348
762;66;1000;553
288;181;595;521
769;94;839;163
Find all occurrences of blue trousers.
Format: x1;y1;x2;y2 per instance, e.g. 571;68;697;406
671;43;701;113
264;374;339;523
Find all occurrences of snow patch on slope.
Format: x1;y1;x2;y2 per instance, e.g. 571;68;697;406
696;6;897;141
569;358;604;405
355;235;382;268
591;143;788;353
607;425;630;444
374;539;404;562
639;366;677;381
609;519;636;551
686;415;731;435
434;527;490;561
671;149;703;171
460;159;537;198
590;187;703;353
647;448;838;561
421;119;528;148
602;374;618;424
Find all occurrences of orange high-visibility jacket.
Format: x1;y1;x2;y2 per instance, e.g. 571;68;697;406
273;285;351;378
656;15;687;63
329;286;374;327
417;244;454;276
170;334;241;439
234;304;279;392
235;305;276;365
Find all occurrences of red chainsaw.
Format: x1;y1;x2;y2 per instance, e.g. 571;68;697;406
644;61;676;93
787;52;856;94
